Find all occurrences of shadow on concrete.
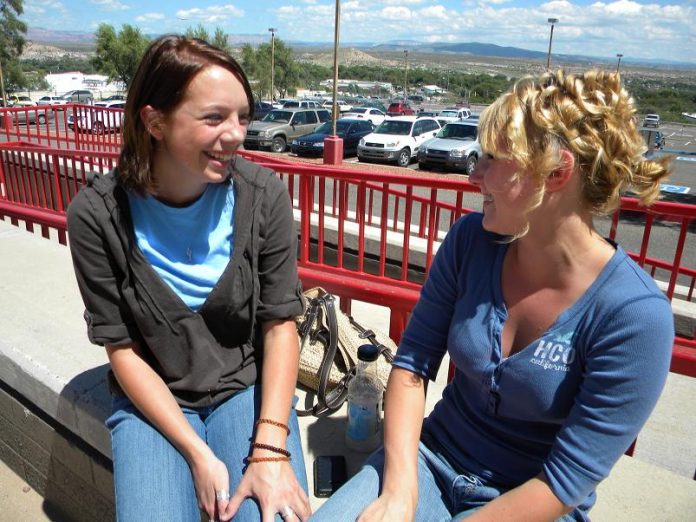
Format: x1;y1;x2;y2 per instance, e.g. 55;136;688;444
43;364;114;521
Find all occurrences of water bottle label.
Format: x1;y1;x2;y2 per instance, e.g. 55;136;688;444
347;401;379;441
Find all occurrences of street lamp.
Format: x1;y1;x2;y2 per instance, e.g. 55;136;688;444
616;53;624;73
268;28;277;102
323;0;343;165
330;1;340;136
546;17;559;70
403;50;409;98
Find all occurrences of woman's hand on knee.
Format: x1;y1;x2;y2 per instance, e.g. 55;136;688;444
358;493;416;522
188;447;232;520
221;461;311;522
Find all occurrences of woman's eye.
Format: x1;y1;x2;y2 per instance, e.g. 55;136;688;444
204;114;223;123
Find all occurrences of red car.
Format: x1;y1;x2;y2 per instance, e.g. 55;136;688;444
386;101;415;116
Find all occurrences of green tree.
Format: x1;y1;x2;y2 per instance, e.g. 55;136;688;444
185;24;231;54
0;0;28;101
241;38;300;100
92;23;150;88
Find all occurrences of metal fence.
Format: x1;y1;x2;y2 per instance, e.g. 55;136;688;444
1;141;695;372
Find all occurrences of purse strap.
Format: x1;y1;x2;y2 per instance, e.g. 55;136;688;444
297;293;349;416
297;293;395;417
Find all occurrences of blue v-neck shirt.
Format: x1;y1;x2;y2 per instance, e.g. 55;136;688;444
393;213;673;511
128;182;235;311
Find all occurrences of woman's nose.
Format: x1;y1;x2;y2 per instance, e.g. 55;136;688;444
468;163;482;185
221;120;245;144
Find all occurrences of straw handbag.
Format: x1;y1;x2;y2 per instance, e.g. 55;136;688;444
295;287;396;416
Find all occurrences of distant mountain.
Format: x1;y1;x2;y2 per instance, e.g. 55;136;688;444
28;27;94;46
25;28;696;69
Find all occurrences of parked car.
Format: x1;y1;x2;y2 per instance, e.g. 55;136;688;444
283;100;321;109
386;101;415;117
357;116;441;168
417;120;481;174
643;113;660;128
102;94;126;102
321;99;353;113
59;90;94;104
291;119;374;157
436;107;472;126
11;107;51;125
407;95;425;104
253;101;275;120
7;95;36;107
70;101;125;133
36;95;68;108
340;107;386;126
244;108;331;153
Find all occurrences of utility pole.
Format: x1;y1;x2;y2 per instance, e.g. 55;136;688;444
546;18;559;70
0;59;7;107
268;28;277;102
616;53;624;73
403;50;409;98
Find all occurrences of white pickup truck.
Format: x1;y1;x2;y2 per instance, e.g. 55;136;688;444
436;108;473;126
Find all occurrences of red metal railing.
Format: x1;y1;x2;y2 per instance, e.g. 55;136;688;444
1;104;123;153
1;143;695;368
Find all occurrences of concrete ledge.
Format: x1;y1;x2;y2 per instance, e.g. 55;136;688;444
1;217;695;520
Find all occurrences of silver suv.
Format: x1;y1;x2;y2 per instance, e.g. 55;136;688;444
244;108;331;152
417;120;481;174
60;90;94;103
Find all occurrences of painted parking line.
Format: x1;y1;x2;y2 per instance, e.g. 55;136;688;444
677;156;696;162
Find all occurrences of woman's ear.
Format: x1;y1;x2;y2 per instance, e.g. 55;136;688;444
545;149;575;192
140;105;164;140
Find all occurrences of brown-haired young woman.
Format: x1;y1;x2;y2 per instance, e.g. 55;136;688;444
67;35;310;521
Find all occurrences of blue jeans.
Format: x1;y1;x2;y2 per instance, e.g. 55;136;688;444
312;434;585;521
106;386;308;521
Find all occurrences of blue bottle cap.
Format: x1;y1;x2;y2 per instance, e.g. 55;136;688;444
357;344;380;362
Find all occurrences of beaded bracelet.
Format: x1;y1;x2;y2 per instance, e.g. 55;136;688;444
251;442;291;457
255;418;290;435
246;456;291;464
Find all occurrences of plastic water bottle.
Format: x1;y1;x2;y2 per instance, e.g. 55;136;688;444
345;344;383;452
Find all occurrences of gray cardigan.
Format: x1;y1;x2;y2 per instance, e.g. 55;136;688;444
67;156;303;407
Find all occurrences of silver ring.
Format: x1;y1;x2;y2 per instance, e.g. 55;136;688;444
280;505;295;519
215;489;230;501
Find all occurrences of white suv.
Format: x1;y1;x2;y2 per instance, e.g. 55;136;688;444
357;116;441;168
642;114;660;128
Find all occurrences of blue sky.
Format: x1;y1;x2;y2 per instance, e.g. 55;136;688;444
22;0;696;63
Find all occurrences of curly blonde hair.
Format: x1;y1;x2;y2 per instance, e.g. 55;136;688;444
478;69;671;228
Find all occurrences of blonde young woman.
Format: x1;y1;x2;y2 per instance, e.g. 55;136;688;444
314;70;674;521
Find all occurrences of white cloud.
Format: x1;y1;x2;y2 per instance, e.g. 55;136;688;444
176;4;244;23
90;0;129;11
135;12;165;22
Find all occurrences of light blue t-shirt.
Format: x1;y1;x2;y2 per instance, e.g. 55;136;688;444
393;213;673;513
128;182;235;311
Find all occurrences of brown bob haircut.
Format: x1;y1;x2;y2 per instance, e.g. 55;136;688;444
119;35;255;194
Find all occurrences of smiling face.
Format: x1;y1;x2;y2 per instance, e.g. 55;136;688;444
469;151;539;237
148;65;250;203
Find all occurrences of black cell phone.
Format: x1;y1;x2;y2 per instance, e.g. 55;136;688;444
313;455;348;498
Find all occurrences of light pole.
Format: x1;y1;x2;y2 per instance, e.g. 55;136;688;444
323;0;343;165
268;28;277;102
616;53;624;73
0;59;7;107
403;50;409;98
331;1;340;136
546;18;559;70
